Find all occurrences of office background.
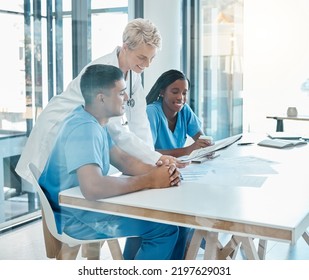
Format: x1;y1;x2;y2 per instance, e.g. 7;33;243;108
0;0;309;240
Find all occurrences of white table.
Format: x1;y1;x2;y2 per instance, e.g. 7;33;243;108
59;134;309;259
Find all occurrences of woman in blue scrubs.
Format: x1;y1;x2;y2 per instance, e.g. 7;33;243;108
145;70;211;259
146;69;212;157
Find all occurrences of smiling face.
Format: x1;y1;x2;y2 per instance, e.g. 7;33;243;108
103;79;128;118
123;43;157;74
161;79;189;117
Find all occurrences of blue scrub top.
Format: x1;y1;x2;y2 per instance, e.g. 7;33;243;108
39;106;114;233
146;100;202;150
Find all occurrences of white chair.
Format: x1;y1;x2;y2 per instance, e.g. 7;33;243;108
28;162;123;260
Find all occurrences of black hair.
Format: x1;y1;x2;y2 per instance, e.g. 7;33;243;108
146;69;190;105
80;64;124;104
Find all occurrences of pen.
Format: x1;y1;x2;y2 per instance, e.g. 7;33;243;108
237;142;254;146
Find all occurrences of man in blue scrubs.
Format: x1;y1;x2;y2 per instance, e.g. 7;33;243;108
38;64;181;260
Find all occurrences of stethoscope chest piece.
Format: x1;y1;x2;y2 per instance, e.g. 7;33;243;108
127;98;135;108
127;70;135;108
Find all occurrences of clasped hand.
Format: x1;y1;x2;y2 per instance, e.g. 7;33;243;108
155;158;181;187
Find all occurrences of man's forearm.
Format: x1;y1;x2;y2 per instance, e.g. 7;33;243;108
119;154;154;176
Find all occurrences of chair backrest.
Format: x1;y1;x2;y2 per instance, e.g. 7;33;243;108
27;163;126;260
28;162;63;241
27;162;102;246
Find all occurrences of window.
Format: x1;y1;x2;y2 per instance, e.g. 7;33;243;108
0;0;128;231
184;0;243;140
201;0;243;139
91;2;128;60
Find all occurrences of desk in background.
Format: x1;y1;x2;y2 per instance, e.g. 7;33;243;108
0;130;27;222
266;115;309;132
59;134;309;260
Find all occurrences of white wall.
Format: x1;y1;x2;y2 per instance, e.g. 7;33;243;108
243;0;309;133
143;0;182;93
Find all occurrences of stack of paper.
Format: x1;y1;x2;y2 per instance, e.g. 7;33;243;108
258;138;307;149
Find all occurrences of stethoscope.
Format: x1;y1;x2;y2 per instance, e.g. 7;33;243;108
127;70;135;108
122;70;134;126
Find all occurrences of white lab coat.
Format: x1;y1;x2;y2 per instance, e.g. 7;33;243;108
16;47;161;183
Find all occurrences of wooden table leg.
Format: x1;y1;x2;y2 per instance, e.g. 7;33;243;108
185;231;262;260
257;239;267;260
185;230;223;260
185;230;204;260
221;237;266;260
235;236;260;260
302;231;309;246
218;235;241;260
203;231;220;260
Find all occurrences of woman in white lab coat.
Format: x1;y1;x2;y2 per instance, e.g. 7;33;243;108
16;18;178;184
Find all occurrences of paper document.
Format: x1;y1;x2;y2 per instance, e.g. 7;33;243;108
267;132;302;140
181;156;277;188
179;134;242;162
199;173;267;188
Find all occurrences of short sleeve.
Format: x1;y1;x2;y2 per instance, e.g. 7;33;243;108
146;104;161;144
64;123;110;174
184;104;202;137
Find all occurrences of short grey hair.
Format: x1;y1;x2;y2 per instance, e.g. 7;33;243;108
122;18;162;50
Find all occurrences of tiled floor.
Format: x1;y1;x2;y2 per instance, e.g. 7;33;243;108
0;219;308;260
